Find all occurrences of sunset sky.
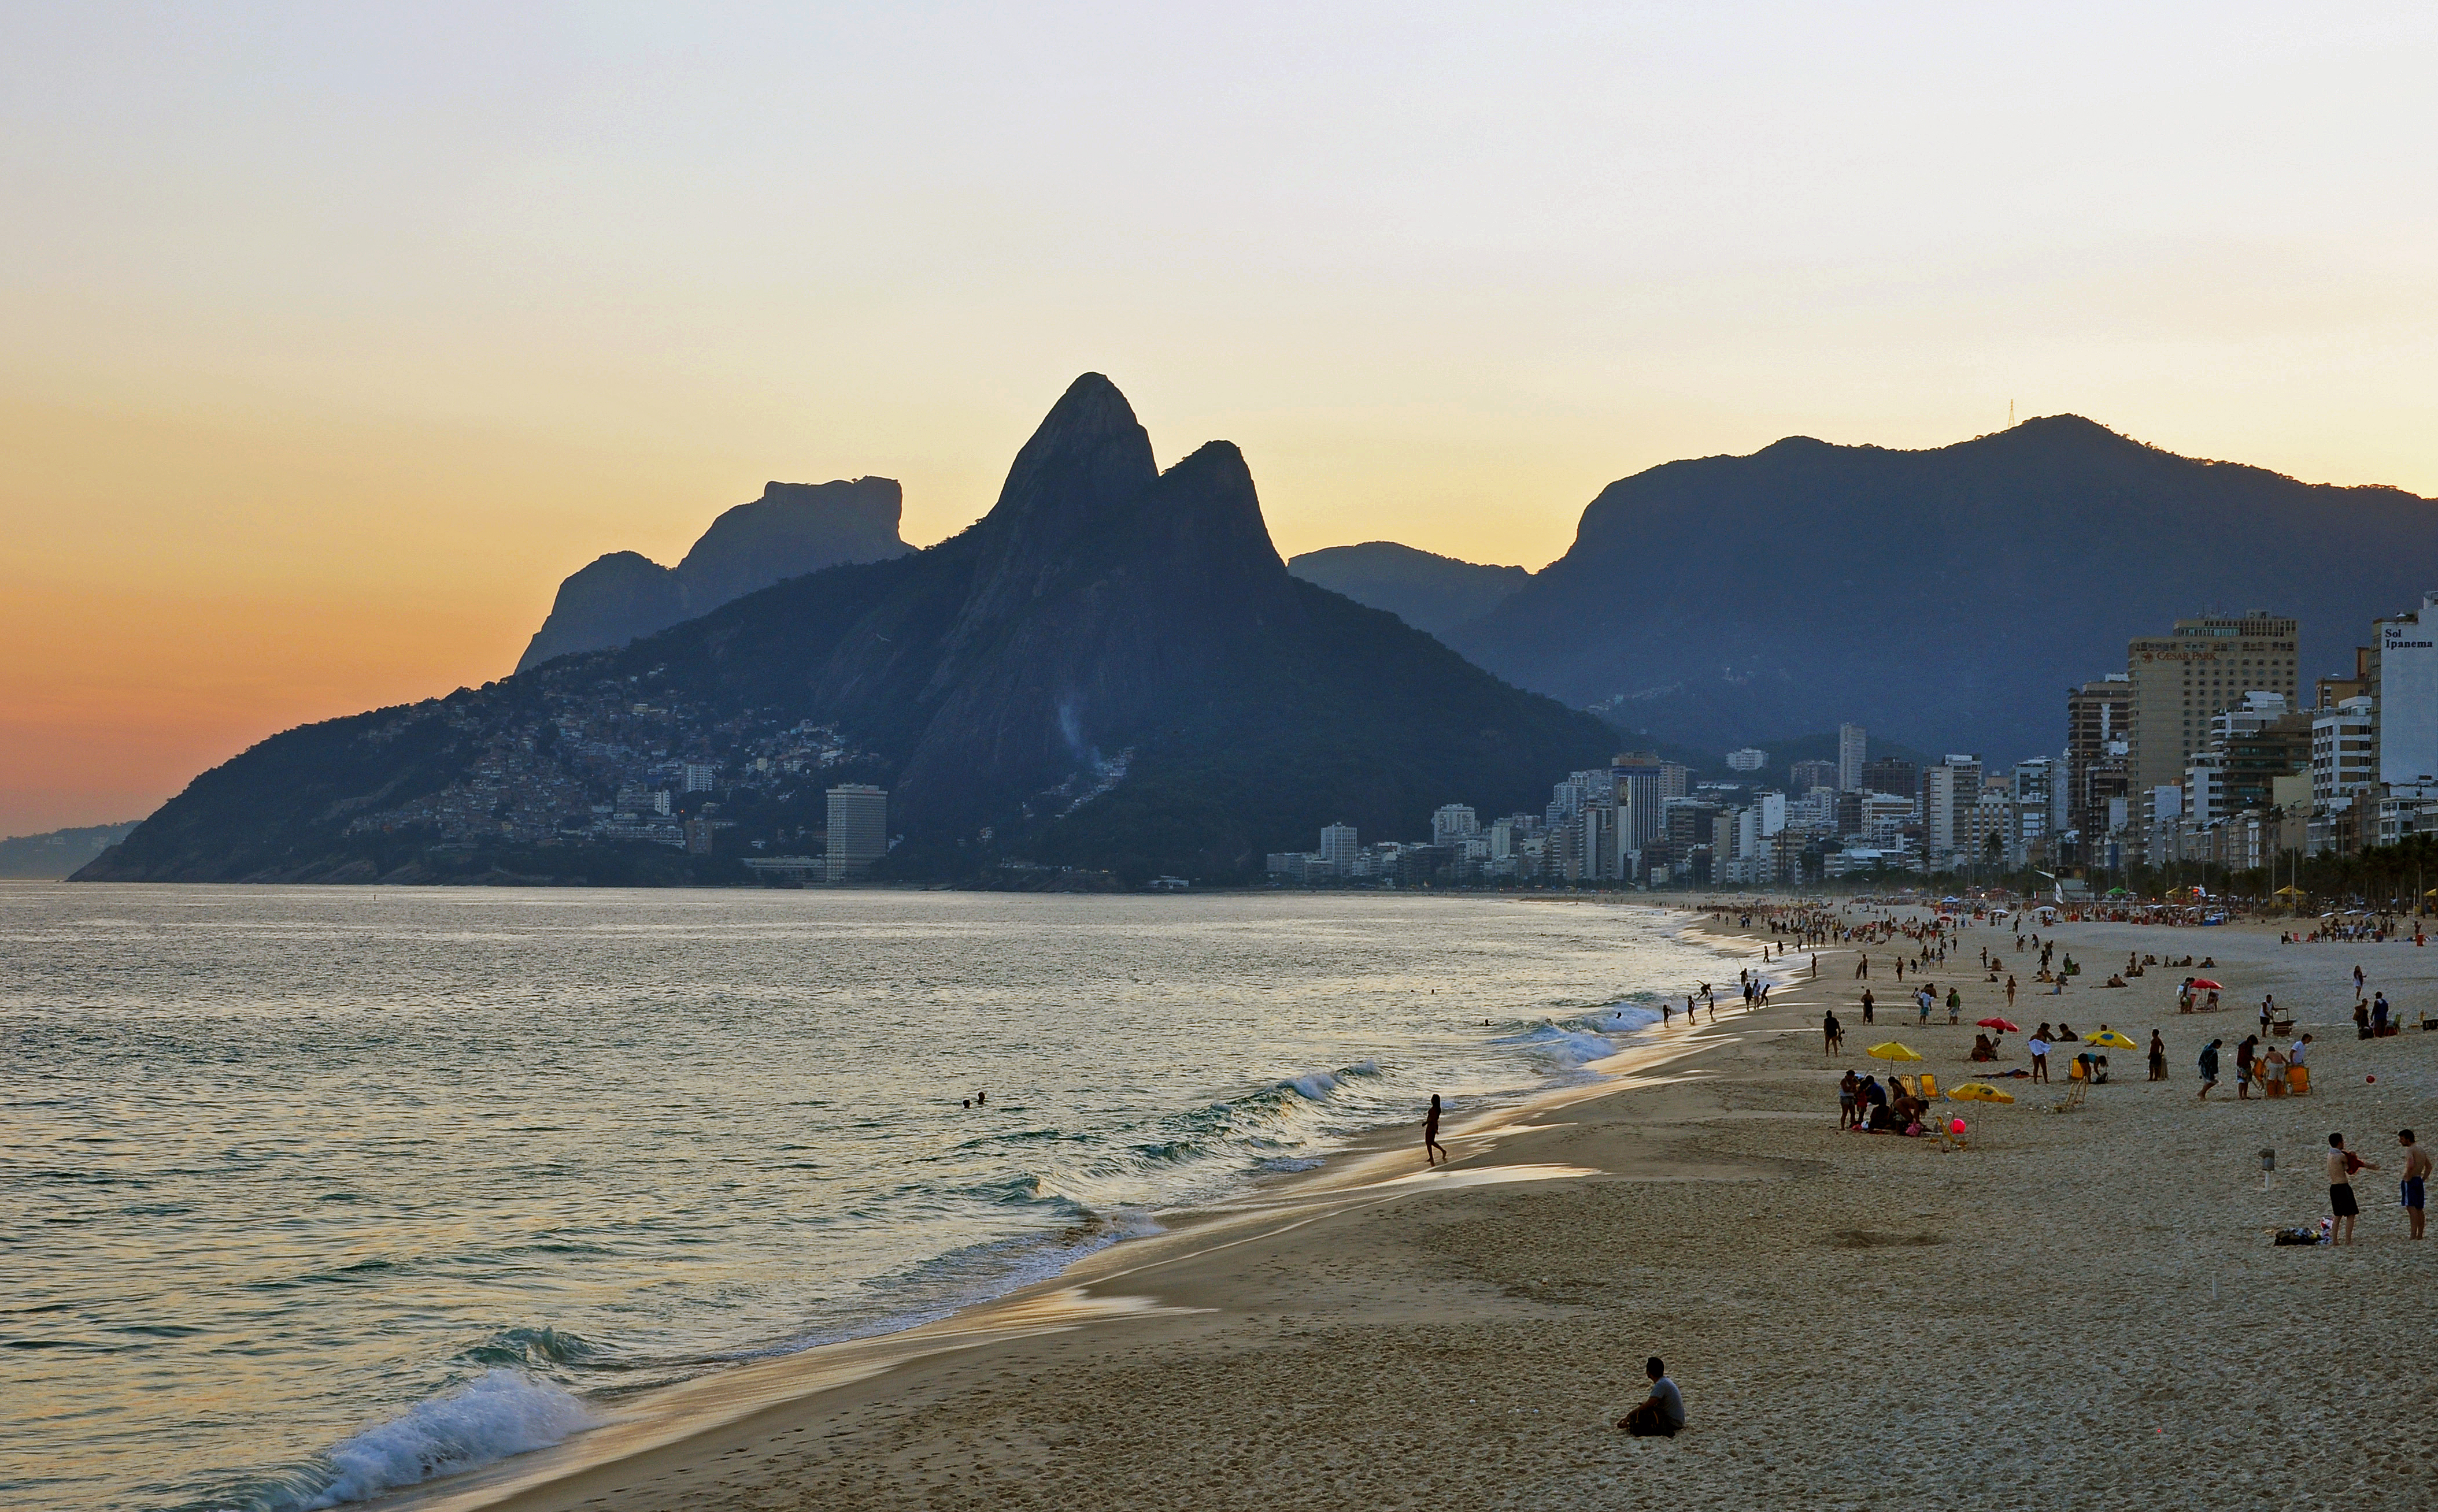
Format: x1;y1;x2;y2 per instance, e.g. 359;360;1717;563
5;2;2435;835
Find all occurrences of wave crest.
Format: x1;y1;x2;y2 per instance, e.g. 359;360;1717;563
308;1369;592;1507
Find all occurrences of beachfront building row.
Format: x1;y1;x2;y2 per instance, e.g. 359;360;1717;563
1265;733;2041;887
2054;595;2438;874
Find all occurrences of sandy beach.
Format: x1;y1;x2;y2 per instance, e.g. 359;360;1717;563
386;904;2437;1512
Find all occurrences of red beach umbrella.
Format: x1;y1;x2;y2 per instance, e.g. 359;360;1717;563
2189;979;2224;991
1977;1017;2019;1032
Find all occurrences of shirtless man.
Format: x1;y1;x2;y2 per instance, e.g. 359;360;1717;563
2402;1130;2430;1240
2327;1133;2378;1246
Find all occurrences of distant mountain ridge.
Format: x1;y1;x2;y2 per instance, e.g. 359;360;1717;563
1286;542;1529;638
0;822;140;879
82;377;1612;886
1442;416;2438;763
515;477;911;672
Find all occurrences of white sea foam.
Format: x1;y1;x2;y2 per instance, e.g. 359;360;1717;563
1493;1005;1661;1070
308;1369;593;1507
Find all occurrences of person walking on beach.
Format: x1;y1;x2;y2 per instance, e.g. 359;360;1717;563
1617;1357;1686;1437
2196;1039;2221;1100
2028;1027;2052;1083
2006;976;2017;1009
1824;1009;1844;1056
2353;963;2365;997
1423;1095;1448;1167
2236;1036;2258;1099
2401;1131;2429;1240
1860;988;1875;1025
2148;1029;2167;1082
2327;1133;2377;1244
1946;986;1962;1025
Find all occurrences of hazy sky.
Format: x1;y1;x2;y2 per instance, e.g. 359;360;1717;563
4;2;2435;835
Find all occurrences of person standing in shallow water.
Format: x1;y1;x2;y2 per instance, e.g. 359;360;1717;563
1423;1094;1448;1167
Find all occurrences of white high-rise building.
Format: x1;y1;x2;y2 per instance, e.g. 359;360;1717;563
1837;724;1867;791
824;784;889;881
2378;592;2438;786
1612;751;1666;869
682;762;717;792
2313;696;2377;806
1319;823;1359;869
1922;755;1982;860
1431;805;1480;846
1725;747;1767;773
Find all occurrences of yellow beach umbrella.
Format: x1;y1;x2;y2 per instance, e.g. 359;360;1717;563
1867;1042;1924;1063
2084;1031;2139;1050
1947;1082;2017;1104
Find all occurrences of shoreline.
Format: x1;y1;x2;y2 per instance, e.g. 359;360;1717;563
393;901;2435;1510
370;901;1759;1511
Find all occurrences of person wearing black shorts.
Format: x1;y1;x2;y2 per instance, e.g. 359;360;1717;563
2327;1133;2377;1245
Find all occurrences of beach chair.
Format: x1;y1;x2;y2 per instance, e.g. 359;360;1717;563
1919;1073;1940;1100
1895;1074;1919;1098
2288;1065;2311;1096
2048;1080;2088;1113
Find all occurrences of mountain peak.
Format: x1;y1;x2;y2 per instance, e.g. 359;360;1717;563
514;477;912;672
984;373;1157;527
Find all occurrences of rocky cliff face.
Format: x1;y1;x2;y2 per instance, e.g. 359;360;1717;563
1447;416;2438;761
83;377;1610;885
515;477;911;672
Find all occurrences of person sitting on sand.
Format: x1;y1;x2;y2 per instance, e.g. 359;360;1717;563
1971;1032;1998;1062
2104;974;2127;988
1618;1356;1686;1437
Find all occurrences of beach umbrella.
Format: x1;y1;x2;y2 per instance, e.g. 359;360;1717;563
1947;1083;2017;1104
1867;1041;1924;1063
1977;1017;2019;1032
2190;979;2224;991
2084;1031;2139;1050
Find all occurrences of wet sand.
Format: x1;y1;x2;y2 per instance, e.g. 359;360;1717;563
384;906;2437;1512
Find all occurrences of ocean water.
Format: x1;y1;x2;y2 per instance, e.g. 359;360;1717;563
0;885;1740;1511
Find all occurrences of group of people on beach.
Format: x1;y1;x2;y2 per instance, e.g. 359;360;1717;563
2195;1032;2312;1098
